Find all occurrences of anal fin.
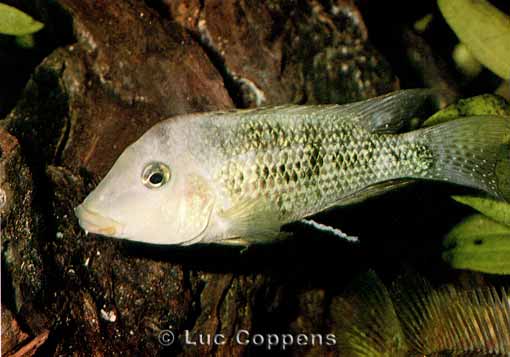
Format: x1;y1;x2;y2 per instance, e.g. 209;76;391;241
331;179;414;208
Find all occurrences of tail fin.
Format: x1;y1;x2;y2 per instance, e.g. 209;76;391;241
415;116;510;201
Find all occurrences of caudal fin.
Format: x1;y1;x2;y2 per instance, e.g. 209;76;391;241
416;116;510;201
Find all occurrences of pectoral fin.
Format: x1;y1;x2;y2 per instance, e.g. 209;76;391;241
218;197;284;245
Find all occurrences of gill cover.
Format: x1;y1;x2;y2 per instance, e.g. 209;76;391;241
172;173;215;245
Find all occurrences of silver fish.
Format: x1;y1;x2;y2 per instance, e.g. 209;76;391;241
75;89;510;245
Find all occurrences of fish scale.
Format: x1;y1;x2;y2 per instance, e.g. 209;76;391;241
214;115;434;222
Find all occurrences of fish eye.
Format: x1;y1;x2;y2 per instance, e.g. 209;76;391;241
142;162;170;189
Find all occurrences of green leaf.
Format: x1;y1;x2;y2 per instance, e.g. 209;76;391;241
443;214;510;275
15;34;35;48
414;14;433;33
452;43;482;79
438;0;510;79
452;195;510;227
0;3;44;36
423;94;510;127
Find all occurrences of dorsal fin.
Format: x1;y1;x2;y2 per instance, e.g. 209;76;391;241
345;88;438;133
215;89;437;134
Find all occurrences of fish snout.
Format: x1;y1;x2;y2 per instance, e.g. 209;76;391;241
74;204;124;237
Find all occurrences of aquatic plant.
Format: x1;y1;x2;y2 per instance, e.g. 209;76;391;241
333;272;510;356
438;0;510;79
0;3;43;36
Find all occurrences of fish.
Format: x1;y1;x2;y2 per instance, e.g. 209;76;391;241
74;89;510;245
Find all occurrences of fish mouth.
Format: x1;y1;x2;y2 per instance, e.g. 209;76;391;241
74;204;124;237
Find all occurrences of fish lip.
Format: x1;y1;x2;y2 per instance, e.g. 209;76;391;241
74;204;124;237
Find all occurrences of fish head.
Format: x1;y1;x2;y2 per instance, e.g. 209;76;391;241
75;121;215;245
